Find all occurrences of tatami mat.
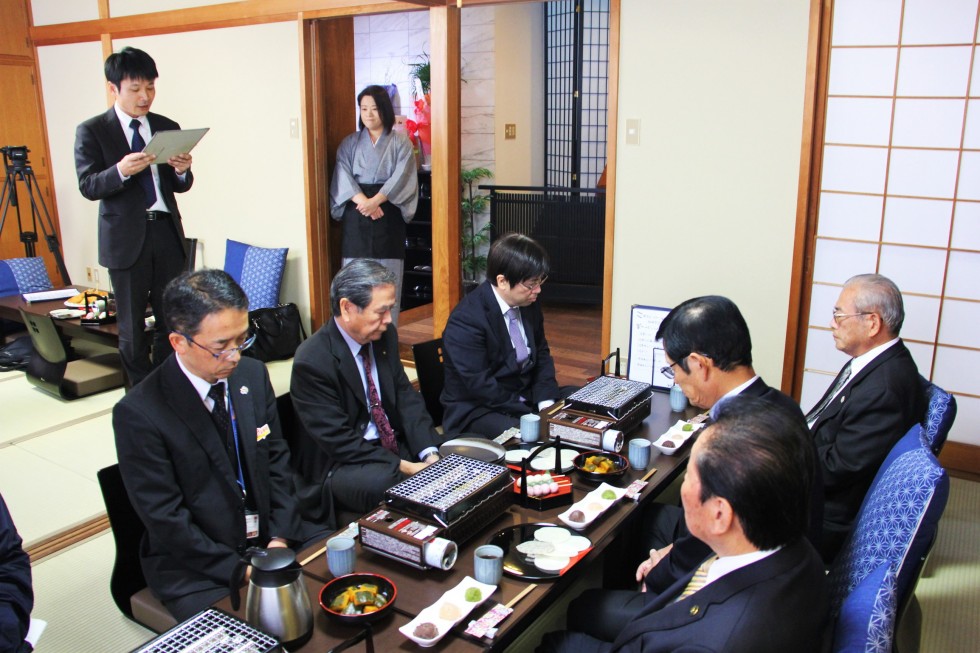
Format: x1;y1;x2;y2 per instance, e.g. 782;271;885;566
31;532;153;652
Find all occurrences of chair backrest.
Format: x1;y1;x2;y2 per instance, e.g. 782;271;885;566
97;464;148;620
412;338;445;427
19;308;67;396
223;239;287;311
919;375;956;455
0;257;53;297
828;425;949;651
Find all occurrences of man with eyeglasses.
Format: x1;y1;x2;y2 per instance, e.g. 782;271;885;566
632;296;819;598
808;273;924;562
113;269;308;620
441;233;571;438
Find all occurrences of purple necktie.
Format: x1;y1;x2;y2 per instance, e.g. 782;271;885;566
507;307;529;365
361;345;399;454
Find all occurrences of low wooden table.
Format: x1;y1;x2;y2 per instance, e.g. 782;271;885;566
0;286;121;347
217;392;701;652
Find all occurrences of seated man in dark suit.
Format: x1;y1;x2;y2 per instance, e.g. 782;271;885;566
113;270;308;621
538;396;831;653
1;492;33;653
637;295;820;594
441;233;568;438
808;273;925;562
290;260;444;521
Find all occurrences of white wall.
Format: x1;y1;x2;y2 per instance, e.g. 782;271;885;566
611;0;812;384
37;22;312;328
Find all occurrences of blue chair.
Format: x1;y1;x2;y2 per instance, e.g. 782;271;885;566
828;425;949;653
918;375;956;455
223;239;287;311
0;257;52;297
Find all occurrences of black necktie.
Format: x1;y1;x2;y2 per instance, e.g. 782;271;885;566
207;382;231;447
129;118;157;208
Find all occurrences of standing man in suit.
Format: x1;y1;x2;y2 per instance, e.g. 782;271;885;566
441;233;566;438
538;396;830;653
75;46;194;386
636;296;819;596
114;270;306;621
290;259;444;522
808;273;925;562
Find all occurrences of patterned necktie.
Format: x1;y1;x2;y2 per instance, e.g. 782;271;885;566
129;118;157;208
806;360;852;426
507;307;529;364
360;345;399;454
675;555;718;601
207;382;231;447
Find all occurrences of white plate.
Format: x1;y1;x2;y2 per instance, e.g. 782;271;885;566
652;420;703;455
399;576;496;647
557;482;626;531
530;449;578;472
505;449;532;463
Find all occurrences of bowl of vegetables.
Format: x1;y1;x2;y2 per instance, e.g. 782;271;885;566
571;451;630;483
319;573;397;625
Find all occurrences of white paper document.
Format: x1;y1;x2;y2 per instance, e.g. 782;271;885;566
142;128;209;161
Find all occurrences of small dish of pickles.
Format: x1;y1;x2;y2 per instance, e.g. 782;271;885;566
319;573;396;624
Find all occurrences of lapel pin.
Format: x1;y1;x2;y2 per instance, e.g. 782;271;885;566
839;396;844;403
241;386;249;395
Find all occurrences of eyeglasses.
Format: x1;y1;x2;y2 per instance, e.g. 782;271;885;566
831;311;873;324
178;332;256;360
660;359;683;380
520;276;548;291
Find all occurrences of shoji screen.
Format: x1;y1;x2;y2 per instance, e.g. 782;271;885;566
802;0;979;447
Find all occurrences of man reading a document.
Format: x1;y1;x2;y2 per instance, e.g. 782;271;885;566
75;46;195;386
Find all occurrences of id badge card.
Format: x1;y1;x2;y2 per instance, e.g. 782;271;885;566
245;510;260;540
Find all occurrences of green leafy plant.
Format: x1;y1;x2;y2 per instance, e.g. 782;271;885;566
408;54;430;97
461;167;494;282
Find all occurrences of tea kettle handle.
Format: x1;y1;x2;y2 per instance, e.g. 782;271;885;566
229;546;266;611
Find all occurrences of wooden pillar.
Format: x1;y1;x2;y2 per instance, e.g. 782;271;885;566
429;5;462;337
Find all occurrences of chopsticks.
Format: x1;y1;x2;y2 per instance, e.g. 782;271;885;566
299;545;326;567
640;467;658;483
506;583;538;609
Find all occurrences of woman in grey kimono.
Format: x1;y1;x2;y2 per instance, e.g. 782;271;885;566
330;85;418;324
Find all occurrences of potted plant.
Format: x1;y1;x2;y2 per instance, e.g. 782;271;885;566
461;167;493;289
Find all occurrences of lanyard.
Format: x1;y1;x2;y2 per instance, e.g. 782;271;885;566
224;389;247;498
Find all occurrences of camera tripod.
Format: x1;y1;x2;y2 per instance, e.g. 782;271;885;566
0;145;71;285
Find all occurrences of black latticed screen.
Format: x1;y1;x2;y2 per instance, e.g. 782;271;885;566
545;0;609;189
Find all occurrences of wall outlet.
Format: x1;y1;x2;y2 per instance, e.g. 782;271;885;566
505;123;517;140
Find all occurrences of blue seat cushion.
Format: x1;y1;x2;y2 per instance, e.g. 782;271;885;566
0;257;53;297
223;239;287;311
833;561;897;653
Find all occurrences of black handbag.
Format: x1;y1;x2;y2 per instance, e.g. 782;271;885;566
244;303;306;362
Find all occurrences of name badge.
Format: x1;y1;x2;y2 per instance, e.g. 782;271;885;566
256;424;271;441
245;510;260;540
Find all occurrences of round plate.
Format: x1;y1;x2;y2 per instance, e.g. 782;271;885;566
487;523;591;581
439;437;506;464
505;449;532;464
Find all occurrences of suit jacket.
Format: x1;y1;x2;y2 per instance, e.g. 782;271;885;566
75;108;193;269
617;539;830;653
0;494;32;653
113;355;303;605
289;320;442;521
644;378;823;594
441;281;560;432
810;340;924;537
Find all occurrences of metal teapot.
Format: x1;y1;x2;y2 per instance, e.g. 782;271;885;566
231;546;313;649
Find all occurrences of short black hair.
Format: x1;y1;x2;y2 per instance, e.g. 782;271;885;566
486;233;549;286
104;47;158;88
330;259;397;316
655;295;752;373
695;395;812;550
357;85;396;133
164;269;249;336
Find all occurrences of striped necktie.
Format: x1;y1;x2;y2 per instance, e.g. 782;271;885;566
806;360;852;427
675;555;718;601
